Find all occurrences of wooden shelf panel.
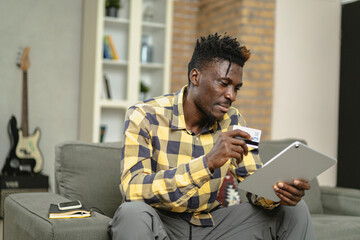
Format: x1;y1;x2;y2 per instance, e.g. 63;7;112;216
100;99;130;109
142;21;165;29
140;62;164;69
104;17;130;25
103;59;128;66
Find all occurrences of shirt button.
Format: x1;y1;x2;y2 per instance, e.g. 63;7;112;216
196;137;199;141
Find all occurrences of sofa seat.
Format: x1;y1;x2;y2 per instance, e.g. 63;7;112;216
311;214;360;239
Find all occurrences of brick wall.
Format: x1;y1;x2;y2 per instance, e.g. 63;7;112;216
171;0;275;139
171;0;200;92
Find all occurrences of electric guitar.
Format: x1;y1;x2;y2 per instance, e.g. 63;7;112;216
2;47;44;175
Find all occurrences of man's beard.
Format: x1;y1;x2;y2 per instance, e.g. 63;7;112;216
206;113;217;128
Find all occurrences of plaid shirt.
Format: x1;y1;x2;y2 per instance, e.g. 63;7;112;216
120;86;279;227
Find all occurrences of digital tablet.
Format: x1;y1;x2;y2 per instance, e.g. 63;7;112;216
238;141;337;201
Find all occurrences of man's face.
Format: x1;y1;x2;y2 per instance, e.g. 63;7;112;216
192;60;243;124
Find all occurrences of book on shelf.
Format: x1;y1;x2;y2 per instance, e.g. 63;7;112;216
103;74;112;99
106;35;119;60
103;35;119;60
103;35;113;59
100;125;107;143
48;204;91;219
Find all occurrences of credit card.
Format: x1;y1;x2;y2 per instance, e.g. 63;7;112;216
233;125;262;149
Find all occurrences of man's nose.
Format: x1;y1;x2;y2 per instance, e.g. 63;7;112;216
225;87;236;102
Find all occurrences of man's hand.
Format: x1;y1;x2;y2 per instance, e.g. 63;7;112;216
273;179;311;206
205;129;251;172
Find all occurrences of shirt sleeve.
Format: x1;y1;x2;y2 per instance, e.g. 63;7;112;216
229;111;280;210
119;106;212;210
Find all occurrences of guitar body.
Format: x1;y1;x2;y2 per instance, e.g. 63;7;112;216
3;116;38;175
16;128;43;173
5;116;19;170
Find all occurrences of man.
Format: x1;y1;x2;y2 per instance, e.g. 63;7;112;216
110;33;314;239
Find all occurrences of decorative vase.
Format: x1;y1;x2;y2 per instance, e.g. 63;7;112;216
106;7;118;17
141;35;153;63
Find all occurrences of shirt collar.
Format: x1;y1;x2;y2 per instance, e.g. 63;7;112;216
171;85;218;133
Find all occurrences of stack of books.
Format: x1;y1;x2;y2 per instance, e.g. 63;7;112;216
48;204;91;219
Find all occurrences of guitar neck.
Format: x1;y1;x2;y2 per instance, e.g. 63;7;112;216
22;70;29;137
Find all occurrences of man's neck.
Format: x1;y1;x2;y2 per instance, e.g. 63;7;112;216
182;87;208;135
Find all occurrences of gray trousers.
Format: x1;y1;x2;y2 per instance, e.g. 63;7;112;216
109;200;314;240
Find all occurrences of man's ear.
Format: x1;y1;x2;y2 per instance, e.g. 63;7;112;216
189;68;200;86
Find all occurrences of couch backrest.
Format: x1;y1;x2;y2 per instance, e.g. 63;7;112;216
259;139;324;214
55;141;123;218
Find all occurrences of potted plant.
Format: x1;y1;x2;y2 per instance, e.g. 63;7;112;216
140;81;150;101
105;0;121;18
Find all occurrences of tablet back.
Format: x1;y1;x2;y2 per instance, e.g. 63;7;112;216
238;141;337;201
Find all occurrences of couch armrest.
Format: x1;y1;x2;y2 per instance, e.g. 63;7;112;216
55;141;122;218
4;192;111;240
320;186;360;216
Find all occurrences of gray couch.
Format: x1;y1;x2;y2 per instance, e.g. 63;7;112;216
4;139;360;239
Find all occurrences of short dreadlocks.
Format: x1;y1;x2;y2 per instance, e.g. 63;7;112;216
187;33;251;83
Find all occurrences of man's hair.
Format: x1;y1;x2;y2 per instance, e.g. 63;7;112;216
187;33;251;83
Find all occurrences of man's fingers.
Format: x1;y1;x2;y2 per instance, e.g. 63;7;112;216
208;130;252;169
227;129;252;140
235;154;244;165
231;138;249;156
274;182;304;206
274;186;300;206
293;179;310;190
277;193;298;206
282;182;304;195
277;187;302;201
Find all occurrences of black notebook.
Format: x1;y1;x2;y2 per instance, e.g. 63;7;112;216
48;204;91;219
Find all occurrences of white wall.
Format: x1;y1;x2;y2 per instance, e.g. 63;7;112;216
0;0;83;191
272;0;341;186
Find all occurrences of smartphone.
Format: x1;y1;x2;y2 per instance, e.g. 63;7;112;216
58;200;82;210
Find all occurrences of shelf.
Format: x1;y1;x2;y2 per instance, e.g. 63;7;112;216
80;0;172;143
104;17;130;25
103;59;128;66
142;21;165;29
140;62;164;69
100;99;130;109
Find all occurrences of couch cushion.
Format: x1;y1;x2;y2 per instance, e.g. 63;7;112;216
303;178;323;214
311;214;360;239
259;139;324;214
4;193;110;240
55;141;122;218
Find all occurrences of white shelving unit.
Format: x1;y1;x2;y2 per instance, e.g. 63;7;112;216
80;0;173;142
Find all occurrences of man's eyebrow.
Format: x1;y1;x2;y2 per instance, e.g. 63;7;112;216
219;76;232;82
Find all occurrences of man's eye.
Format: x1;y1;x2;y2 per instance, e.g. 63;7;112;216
220;81;228;86
235;87;241;92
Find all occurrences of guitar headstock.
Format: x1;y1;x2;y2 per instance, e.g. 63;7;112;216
17;46;31;71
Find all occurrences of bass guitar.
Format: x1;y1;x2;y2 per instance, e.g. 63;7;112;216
2;47;44;175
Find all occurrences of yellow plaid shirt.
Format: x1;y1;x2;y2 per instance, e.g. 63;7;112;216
120;86;279;227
